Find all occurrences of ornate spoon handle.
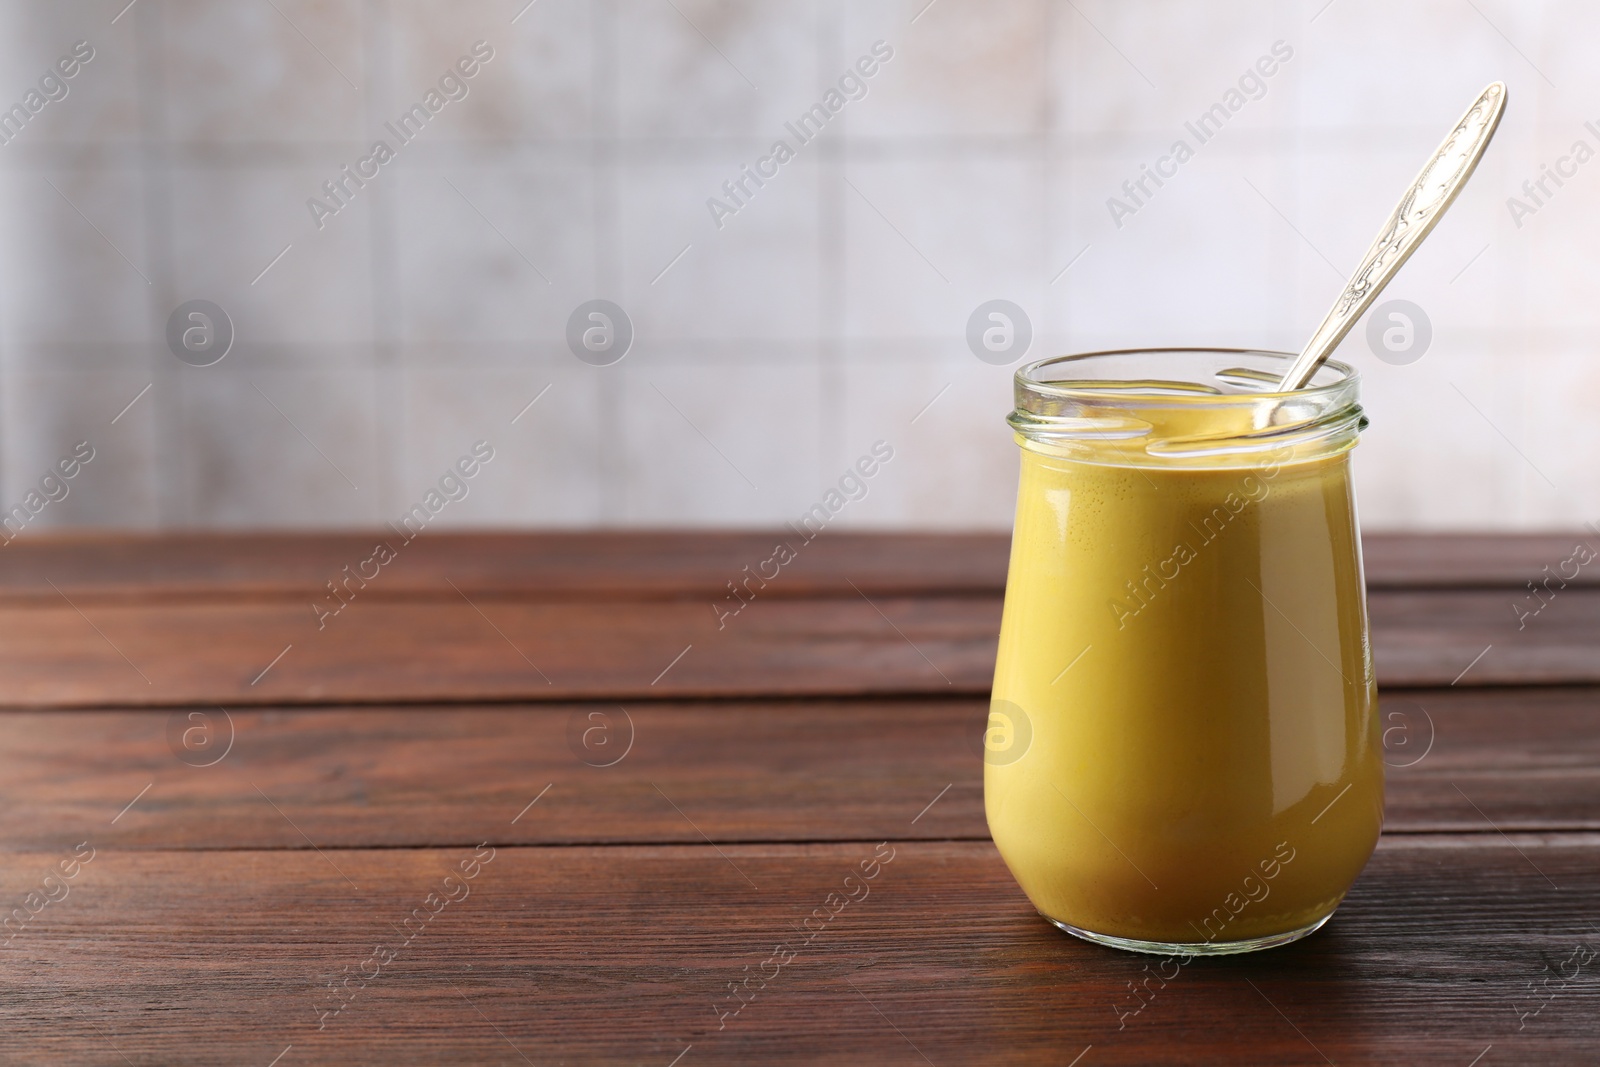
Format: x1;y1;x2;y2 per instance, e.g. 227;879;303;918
1277;81;1507;392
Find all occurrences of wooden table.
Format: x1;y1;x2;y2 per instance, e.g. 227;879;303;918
1;532;1596;1065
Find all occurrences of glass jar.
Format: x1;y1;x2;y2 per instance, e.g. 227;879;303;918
985;348;1382;955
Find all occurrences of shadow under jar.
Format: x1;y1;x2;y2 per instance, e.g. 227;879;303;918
985;349;1383;955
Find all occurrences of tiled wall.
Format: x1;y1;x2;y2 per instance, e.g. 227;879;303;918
0;0;1593;532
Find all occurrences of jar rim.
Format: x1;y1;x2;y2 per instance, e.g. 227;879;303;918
1015;347;1358;401
1009;347;1364;464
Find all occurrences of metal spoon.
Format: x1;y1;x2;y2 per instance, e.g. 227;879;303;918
1276;81;1508;392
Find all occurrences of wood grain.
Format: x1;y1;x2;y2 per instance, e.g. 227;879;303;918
1;838;1594;1065
3;531;1594;603
1369;588;1600;686
2;532;1595;1063
0;531;1010;602
1362;531;1600;589
1;689;1594;851
0;700;985;850
1;586;1598;707
0;596;997;707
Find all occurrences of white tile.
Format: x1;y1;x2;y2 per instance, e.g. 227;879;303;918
848;0;1047;139
615;0;820;139
835;344;1017;529
1513;343;1600;527
397;359;604;526
1543;1;1600;104
619;150;821;343
0;166;154;352
159;0;367;144
1049;0;1284;140
178;364;379;527
1350;343;1532;529
1;369;159;529
1516;133;1600;340
0;0;1590;534
388;0;594;142
842;155;1046;341
164;165;376;355
391;159;594;346
1055;149;1292;351
616;358;822;525
0;6;142;151
1295;0;1527;134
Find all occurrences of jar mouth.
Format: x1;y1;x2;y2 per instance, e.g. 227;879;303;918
1010;348;1364;464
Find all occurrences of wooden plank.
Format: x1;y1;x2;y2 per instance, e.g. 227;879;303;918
0;700;984;850
1378;687;1600;831
6;531;1598;603
1362;531;1600;589
1369;588;1600;686
0;531;1010;602
0;596;997;707
0;838;1594;1064
2;585;1599;707
3;689;1594;851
